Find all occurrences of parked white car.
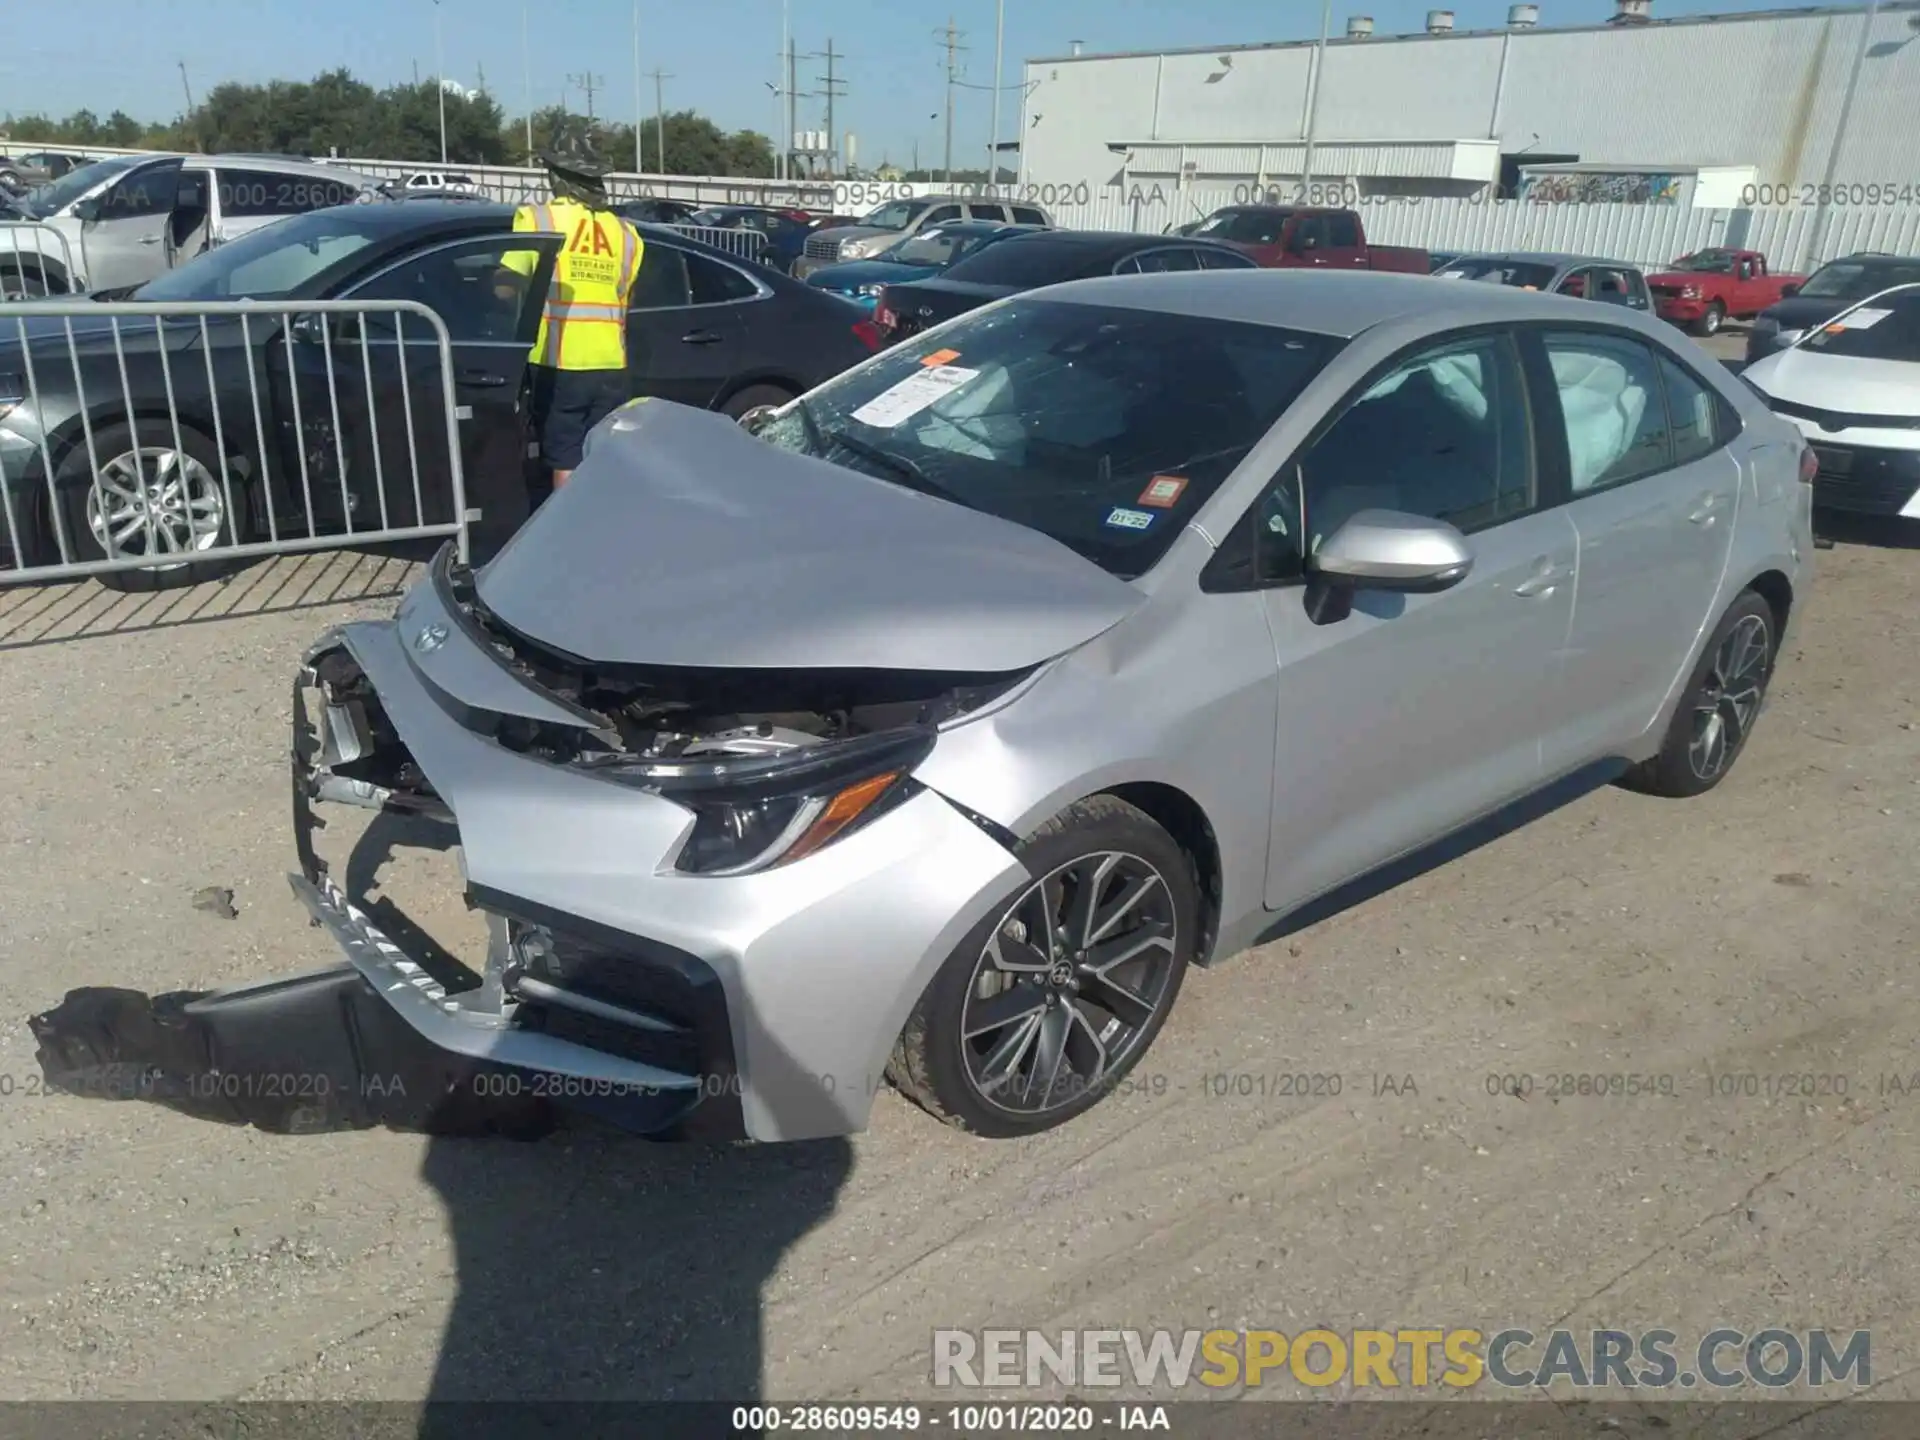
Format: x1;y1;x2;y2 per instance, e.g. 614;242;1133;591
1;153;379;297
1742;282;1920;520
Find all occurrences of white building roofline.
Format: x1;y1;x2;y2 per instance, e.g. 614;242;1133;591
1028;0;1920;66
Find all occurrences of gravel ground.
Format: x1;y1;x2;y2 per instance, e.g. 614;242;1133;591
4;367;1919;1411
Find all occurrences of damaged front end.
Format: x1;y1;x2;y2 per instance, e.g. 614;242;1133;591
283;544;1034;1141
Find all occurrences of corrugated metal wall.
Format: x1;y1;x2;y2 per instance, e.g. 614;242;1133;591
1022;5;1920;194
1047;188;1920;271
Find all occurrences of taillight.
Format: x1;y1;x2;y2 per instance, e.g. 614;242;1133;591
1798;445;1818;485
851;319;883;351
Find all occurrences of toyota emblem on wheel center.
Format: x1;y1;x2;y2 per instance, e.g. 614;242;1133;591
413;623;448;653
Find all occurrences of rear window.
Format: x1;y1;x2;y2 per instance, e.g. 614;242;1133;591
1799;260;1920;299
1801;289;1920;362
942;237;1107;286
1193;209;1289;245
1436;257;1559;290
748;298;1338;579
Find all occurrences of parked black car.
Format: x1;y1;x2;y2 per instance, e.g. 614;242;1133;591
0;200;879;589
873;230;1258;342
1746;252;1920;362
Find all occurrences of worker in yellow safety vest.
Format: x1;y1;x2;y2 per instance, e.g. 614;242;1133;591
500;142;647;489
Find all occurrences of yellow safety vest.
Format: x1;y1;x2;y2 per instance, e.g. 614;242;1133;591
507;199;646;371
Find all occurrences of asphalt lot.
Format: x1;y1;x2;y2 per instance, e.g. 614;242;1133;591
4;324;1919;1411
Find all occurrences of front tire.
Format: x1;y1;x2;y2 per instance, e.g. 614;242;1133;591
888;795;1197;1138
1693;300;1725;337
53;420;252;593
1621;590;1776;798
720;382;796;419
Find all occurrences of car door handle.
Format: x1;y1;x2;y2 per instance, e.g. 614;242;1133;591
1687;494;1721;524
140;236;163;245
1512;561;1570;598
456;368;512;388
681;329;725;345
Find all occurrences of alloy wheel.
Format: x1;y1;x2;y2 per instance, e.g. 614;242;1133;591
85;447;226;565
1688;613;1770;781
960;851;1180;1116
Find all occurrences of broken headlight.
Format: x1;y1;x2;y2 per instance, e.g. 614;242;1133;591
601;727;936;877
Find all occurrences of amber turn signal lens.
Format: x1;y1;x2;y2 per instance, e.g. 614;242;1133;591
781;771;901;866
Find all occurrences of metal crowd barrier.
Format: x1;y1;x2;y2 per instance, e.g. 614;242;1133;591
667;224;773;265
0;299;471;586
0;222;77;300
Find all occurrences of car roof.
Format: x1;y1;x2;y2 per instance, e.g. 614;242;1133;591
198;154;373;183
1030;268;1675;339
990;228;1241;258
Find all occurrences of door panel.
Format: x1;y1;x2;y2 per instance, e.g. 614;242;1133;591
1541;332;1739;763
1255;330;1574;910
80;158;183;291
628;247;746;408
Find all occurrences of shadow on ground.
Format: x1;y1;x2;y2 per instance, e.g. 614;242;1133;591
0;547;427;650
24;806;853;1428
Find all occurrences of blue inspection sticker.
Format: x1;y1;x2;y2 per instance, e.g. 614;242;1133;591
1104;506;1157;532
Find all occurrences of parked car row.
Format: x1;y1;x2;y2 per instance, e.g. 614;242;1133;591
0;200;879;588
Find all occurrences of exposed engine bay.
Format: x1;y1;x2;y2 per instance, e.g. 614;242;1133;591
430;556;1032;772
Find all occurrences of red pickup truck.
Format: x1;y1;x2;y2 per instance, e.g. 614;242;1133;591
1645;248;1806;336
1187;205;1430;273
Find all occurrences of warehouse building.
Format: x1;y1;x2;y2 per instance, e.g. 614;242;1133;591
1015;1;1920;203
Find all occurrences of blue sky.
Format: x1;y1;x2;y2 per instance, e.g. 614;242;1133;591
2;0;1805;167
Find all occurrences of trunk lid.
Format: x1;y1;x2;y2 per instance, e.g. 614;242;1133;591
473;399;1144;674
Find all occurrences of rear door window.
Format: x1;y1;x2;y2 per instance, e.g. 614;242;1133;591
965;202;1012;223
1542;331;1675;491
922;204;963;225
1327;213;1361;248
216;168;365;219
686;251;760;305
1009;205;1049;226
629;244;692;309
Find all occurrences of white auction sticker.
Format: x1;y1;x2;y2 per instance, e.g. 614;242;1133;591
850;365;979;428
1831;307;1890;330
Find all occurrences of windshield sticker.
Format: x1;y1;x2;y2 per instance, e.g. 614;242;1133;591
1104;506;1157;532
1827;307;1890;331
850;364;979;428
919;347;962;367
1137;475;1189;508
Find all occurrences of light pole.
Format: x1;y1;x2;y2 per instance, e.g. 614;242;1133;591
1805;0;1880;269
779;0;790;182
633;0;643;172
988;0;1004;188
1300;0;1331;189
432;0;448;164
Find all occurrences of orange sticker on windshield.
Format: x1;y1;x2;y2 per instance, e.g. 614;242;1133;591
920;348;962;366
1138;475;1188;508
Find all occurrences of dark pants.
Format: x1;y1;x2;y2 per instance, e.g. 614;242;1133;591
528;365;633;471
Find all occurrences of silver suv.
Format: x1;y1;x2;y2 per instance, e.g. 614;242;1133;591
794;194;1053;279
2;152;378;297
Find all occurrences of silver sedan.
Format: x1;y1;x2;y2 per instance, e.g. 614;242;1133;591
285;270;1815;1142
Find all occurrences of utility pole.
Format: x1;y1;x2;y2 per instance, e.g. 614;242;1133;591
935;17;967;185
812;39;847;178
177;61;200;152
988;0;1004;186
432;0;447;164
787;39;801;181
569;71;605;122
779;0;790;182
646;69;674;173
522;5;534;160
641;0;656;172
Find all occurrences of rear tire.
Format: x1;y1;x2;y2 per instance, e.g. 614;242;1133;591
53;421;253;593
1621;590;1776;798
0;260;70;301
720;382;796;419
888;794;1197;1138
1693;300;1725;337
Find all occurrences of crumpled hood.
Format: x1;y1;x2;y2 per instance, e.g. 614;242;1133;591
473;399;1145;673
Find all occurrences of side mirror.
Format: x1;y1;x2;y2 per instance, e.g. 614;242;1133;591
72;196;101;224
1780;282;1802;298
288;312;351;346
1305;509;1473;624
